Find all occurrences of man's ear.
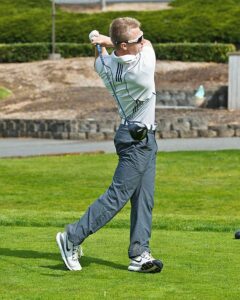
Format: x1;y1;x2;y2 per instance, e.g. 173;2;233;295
120;43;128;51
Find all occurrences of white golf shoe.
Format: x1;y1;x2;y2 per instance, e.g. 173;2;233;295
128;251;163;273
56;232;83;271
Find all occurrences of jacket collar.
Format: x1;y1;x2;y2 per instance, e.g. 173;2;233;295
111;51;139;64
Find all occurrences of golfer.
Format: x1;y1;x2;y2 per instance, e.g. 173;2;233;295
56;17;163;273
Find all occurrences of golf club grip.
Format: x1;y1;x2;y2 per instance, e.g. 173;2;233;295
96;44;102;54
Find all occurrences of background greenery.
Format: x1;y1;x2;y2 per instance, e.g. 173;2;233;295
0;42;235;62
0;0;240;45
0;0;239;62
0;86;12;100
0;150;240;299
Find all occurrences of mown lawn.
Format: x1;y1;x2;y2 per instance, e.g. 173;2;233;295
0;150;240;299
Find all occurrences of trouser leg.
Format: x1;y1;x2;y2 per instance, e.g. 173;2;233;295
128;152;156;258
67;127;144;246
67;165;140;246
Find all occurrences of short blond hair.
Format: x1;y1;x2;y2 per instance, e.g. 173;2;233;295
109;17;141;46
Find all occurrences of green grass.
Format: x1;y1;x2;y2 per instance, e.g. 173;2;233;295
0;150;240;299
0;86;11;100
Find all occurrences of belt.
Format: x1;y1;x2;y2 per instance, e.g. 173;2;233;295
121;119;156;131
120;120;156;134
148;127;156;134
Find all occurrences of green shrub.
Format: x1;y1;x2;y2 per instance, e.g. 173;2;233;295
0;43;94;62
0;42;235;63
0;0;240;46
0;86;12;100
153;43;236;63
0;43;50;62
55;43;93;58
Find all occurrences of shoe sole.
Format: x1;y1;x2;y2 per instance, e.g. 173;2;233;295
56;232;74;271
128;260;163;273
140;260;163;273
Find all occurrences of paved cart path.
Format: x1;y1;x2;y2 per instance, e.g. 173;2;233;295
0;137;239;158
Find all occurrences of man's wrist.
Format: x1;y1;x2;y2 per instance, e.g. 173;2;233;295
104;36;114;48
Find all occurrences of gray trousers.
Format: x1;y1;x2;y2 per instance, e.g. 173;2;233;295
67;124;158;258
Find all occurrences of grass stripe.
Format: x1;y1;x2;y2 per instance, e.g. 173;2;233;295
0;210;239;233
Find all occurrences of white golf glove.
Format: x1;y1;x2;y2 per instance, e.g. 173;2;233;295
89;30;99;42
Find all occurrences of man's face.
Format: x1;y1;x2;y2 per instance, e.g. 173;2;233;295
121;27;144;55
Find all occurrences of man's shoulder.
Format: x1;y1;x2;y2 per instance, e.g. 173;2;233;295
142;45;155;56
95;54;112;73
139;45;156;65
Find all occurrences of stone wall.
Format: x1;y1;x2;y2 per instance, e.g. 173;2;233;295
1;113;239;140
0;86;234;140
156;86;228;108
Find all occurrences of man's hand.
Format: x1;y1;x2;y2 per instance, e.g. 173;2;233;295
89;30;114;60
89;30;100;41
89;30;113;61
90;34;114;48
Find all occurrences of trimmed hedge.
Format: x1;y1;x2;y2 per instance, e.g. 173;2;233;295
56;43;93;58
153;43;236;63
0;43;50;63
0;43;94;62
0;42;236;63
0;0;240;46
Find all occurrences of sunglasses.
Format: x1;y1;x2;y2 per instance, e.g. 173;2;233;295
116;32;144;45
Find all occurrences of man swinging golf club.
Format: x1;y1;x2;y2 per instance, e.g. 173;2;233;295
56;17;163;273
